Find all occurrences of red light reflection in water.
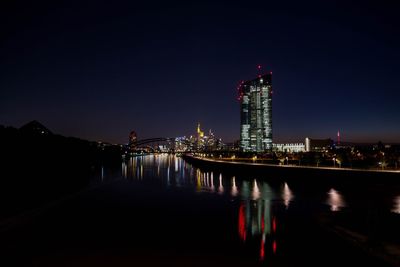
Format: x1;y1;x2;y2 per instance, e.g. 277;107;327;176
261;213;265;232
238;201;279;262
260;236;265;261
238;203;246;241
272;217;276;233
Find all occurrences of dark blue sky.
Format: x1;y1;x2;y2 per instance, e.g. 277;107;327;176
1;0;399;144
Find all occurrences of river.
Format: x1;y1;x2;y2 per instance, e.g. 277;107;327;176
1;154;399;266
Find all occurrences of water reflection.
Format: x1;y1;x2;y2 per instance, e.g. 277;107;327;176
238;180;278;260
392;196;400;214
218;174;224;194
123;155;224;194
120;155;400;263
327;188;346;212
282;182;293;209
252;180;260;200
231;177;238;197
210;172;215;191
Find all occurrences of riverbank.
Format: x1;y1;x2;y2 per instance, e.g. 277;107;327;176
182;155;400;184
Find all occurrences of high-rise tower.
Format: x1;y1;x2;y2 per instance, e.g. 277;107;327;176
239;72;272;152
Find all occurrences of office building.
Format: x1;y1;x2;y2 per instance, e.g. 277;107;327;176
273;143;305;153
239;73;273;152
304;137;333;152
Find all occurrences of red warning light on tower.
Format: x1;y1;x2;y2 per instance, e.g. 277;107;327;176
237;81;245;101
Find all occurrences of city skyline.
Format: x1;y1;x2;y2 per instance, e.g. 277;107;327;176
1;1;400;144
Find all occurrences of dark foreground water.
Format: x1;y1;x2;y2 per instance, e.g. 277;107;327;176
1;154;400;266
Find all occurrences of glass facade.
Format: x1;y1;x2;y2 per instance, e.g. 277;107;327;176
240;74;272;152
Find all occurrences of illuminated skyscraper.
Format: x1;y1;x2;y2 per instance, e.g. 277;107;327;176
197;123;204;138
239;73;272;152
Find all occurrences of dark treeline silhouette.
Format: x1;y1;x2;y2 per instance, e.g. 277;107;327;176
0;120;123;220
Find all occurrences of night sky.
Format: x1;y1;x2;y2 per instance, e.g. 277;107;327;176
1;0;400;144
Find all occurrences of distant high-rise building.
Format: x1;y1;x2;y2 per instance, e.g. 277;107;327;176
239;73;273;152
197;123;204;138
129;130;137;150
